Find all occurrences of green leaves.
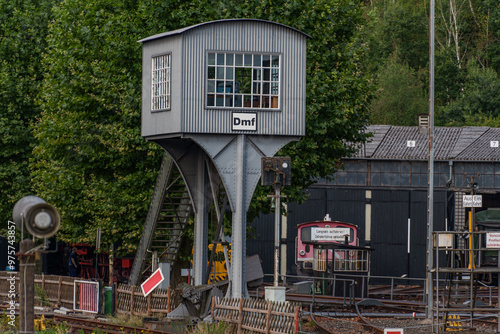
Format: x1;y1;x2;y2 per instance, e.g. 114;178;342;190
0;0;374;253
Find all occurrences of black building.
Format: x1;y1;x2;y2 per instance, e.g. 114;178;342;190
247;125;500;279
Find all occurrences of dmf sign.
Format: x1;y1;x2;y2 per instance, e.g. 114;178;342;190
232;112;257;131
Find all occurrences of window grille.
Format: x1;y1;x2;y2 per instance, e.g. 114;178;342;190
206;52;280;109
334;249;370;272
312;248;327;272
151;54;171;111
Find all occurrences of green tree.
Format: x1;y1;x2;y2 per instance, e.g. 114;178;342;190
0;0;59;232
32;0;163;252
370;54;428;126
484;1;500;72
365;0;429;73
32;0;372;253
437;61;500;126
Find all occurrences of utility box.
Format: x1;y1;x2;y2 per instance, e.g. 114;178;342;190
139;19;309;139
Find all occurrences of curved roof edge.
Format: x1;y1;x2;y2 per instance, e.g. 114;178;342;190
138;19;312;43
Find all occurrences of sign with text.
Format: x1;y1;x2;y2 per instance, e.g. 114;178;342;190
463;195;482;208
141;268;164;297
311;227;350;241
384;329;403;334
232;112;257;131
486;232;500;249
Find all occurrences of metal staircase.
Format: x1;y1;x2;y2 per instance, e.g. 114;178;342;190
129;153;192;286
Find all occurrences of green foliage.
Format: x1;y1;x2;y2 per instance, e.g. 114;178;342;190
33;0;163;253
437;61;500;126
35;284;51;307
365;0;429;73
365;0;500;128
187;321;233;334
370;54;428;126
484;0;500;72
0;0;59;234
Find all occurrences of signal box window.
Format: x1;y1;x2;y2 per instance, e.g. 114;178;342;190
206;52;280;110
151;54;171;111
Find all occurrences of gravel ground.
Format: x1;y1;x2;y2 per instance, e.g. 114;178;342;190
305;315;499;333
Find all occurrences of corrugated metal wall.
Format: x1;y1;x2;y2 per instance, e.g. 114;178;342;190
181;20;306;136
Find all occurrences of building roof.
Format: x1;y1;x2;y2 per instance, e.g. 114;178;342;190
354;125;500;161
138;19;312;43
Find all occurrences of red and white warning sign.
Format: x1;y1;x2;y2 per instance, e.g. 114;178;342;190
487;232;500;249
140;268;165;297
384;329;403;334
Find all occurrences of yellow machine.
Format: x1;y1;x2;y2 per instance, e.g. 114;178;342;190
208;243;230;283
191;243;231;283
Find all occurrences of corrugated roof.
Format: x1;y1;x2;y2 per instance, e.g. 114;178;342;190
356;125;500;161
138;19;312;43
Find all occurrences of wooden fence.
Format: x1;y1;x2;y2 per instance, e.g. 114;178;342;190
0;272;91;309
212;297;301;334
115;283;172;316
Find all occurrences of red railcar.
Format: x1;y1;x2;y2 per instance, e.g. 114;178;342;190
295;216;358;276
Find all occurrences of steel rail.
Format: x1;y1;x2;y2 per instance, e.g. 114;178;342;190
354;300;385;333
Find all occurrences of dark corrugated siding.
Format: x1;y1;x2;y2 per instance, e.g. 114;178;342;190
247;188;446;279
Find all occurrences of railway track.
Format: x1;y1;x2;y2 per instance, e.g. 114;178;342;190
52;314;175;334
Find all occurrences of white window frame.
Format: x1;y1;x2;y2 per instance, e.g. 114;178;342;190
206;52;281;110
151;53;171;112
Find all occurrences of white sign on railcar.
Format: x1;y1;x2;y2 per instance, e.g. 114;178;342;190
311;227;350;241
463;195;482;208
486;232;500;249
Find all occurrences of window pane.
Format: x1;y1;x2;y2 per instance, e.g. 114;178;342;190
253;82;261;94
263;55;270;67
271;82;279;94
216;81;224;93
225;95;233;107
271;96;278;108
263;68;270;81
235;67;251;94
216;94;224;106
253;54;261;66
263;82;269;94
271;69;279;81
235;54;243;66
216;67;224;79
244;54;252;66
253;69;261;81
207;80;215;93
272;55;279;67
225;81;233;93
252;95;261;108
207;94;215;106
262;96;270;108
226;53;234;66
234;95;242;107
208;67;215;79
243;95;251;107
217;53;224;65
226;67;233;80
208;53;215;65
